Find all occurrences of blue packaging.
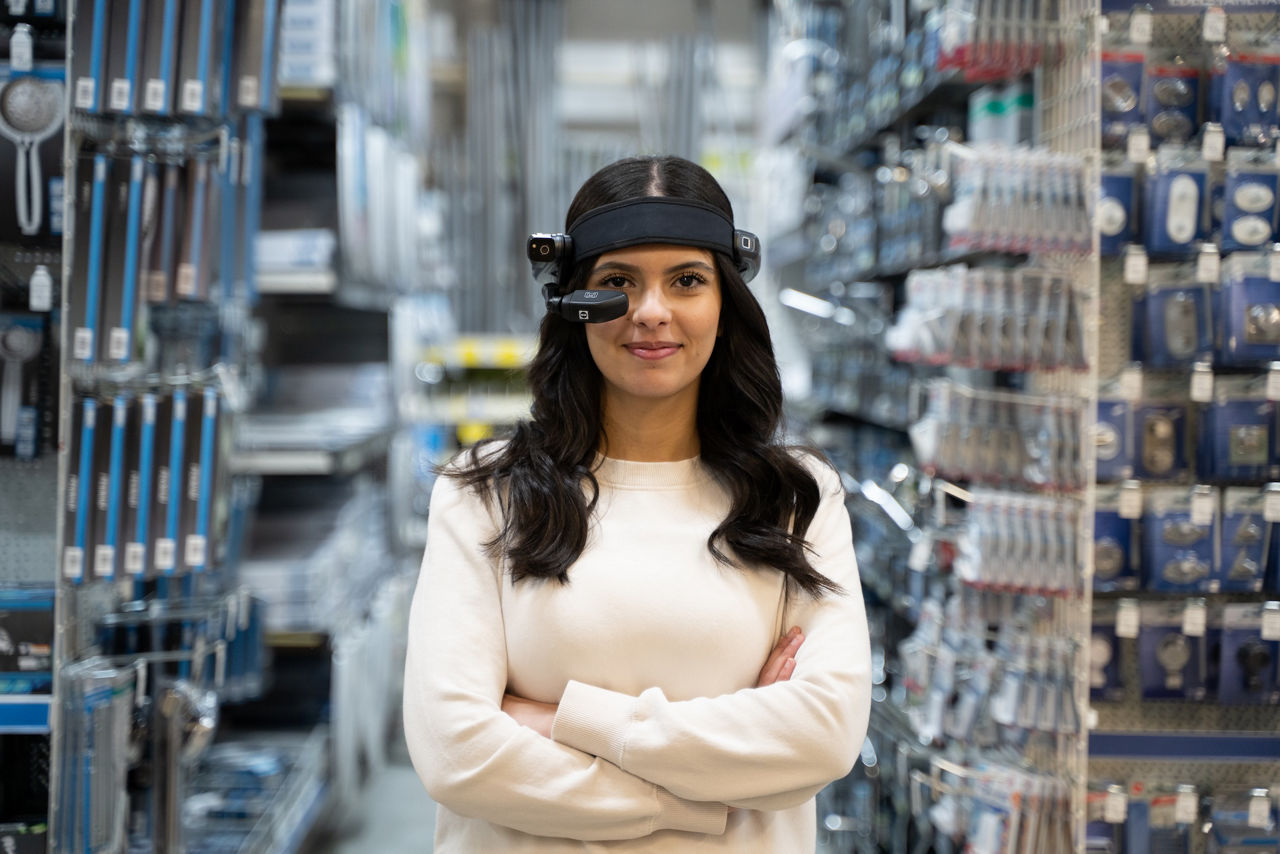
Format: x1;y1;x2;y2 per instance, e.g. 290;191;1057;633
1219;252;1280;366
1096;397;1135;482
1095;485;1140;591
1144;150;1209;256
1220;150;1280;252
1134;400;1190;480
1138;602;1208;700
1218;603;1280;704
1142;272;1214;366
1099;159;1139;255
1090;607;1124;702
1144;56;1202;147
1102;51;1146;149
1208;56;1280;147
1220;488;1270;593
1143;485;1219;592
1196;378;1277;483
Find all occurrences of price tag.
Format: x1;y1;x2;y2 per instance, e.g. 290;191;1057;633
1124;246;1149;284
1266;486;1280;522
1248;793;1271;828
239;587;251;631
62;546;83;581
1105;789;1129;824
1119;482;1143;519
93;545;114;579
109;78;131;111
28;266;52;312
176;264;196;297
1086;707;1099;729
1262;603;1280;641
1175;791;1198;825
74;77;95;109
1270;252;1280;282
1117;599;1141;638
108;327;129;361
1183;600;1207;637
181;79;204;113
909;537;932;571
214;641;227;688
1118;366;1144;400
134;660;147;708
1196;248;1221;283
124;543;145;576
1190;367;1214;403
1129;9;1153;43
144;79;165;112
238;75;260;108
1191;491;1215;527
1127;127;1151;163
1268;367;1280;401
72;327;93;360
1202;124;1226;163
184;535;207;569
1203;6;1227;42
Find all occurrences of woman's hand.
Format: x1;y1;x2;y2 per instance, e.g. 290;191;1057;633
756;626;804;688
502;693;558;738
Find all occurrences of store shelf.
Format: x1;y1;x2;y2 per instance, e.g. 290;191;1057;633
0;695;51;734
1090;732;1280;761
257;269;339;296
422;335;538;370
265;631;329;649
404;393;532;426
232;413;392;476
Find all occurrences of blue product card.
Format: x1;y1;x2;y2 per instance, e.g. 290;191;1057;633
1138;621;1207;700
1143;284;1213;366
1210;59;1280;146
1103;52;1146;149
1090;625;1123;701
1218;609;1280;704
1097;398;1135;482
1143;488;1217;592
1197;396;1276;483
1144;63;1202;147
1100;169;1137;255
1145;166;1208;257
1219;506;1267;593
1095;503;1139;591
1219;265;1280;366
1221;169;1279;252
1135;403;1190;480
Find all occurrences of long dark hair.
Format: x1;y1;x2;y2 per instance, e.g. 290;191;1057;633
451;155;839;596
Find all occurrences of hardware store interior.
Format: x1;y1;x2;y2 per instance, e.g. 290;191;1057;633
6;0;1280;851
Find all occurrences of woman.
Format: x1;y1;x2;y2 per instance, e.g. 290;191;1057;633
403;155;871;851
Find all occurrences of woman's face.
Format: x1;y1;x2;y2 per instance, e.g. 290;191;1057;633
583;243;723;414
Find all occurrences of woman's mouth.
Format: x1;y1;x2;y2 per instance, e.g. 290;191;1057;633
624;342;681;361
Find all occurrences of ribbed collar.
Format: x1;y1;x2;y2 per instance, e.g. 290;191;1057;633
592;455;708;490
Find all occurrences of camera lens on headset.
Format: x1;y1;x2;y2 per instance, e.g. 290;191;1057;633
527;234;565;262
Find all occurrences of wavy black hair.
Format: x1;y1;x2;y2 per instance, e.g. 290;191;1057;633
450;155;839;596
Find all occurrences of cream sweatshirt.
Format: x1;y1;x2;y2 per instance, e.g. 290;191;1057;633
402;453;871;852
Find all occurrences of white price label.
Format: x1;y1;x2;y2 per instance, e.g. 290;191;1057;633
108;327;129;361
124;543;145;576
1105;790;1128;824
1119;483;1143;519
1124;247;1149;284
908;537;932;571
1118;366;1144;401
1262;604;1280;641
1129;9;1153;43
1191;492;1215;527
1117;599;1141;638
93;544;115;578
238;75;260;107
109;78;131;111
1269;369;1280;401
72;327;93;360
1197;249;1221;283
176;264;196;297
1175;791;1198;824
1190;369;1214;403
144;79;165;112
1203;7;1227;42
1202;125;1226;163
1270;252;1280;282
1266;488;1280;522
1183;600;1207;637
74;77;95;109
214;641;227;687
1249;794;1271;828
28;267;51;312
1127;128;1151;163
62;546;83;581
185;535;207;568
154;538;176;572
181;80;205;113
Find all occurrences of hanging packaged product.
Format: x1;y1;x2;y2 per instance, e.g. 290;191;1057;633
0;311;49;459
1218;487;1270;592
1142;484;1219;592
0;586;53;694
105;0;144;114
1144;147;1210;256
70;0;110;112
1138;600;1210;700
1096;395;1136;482
67;154;109;365
1218;148;1279;252
90;394;127;581
1099;156;1139;255
100;155;147;363
0;54;66;247
1142;786;1198;851
140;0;183;115
1143;52;1203;147
1206;51;1280;147
1218;252;1280;366
1089;605;1124;701
1133;385;1190;480
1095;485;1141;591
1208;789;1279;849
1102;49;1146;150
1196;376;1277;483
1;0;65;22
144;161;185;305
234;0;284;113
1217;603;1280;704
1138;266;1215;366
177;0;227;117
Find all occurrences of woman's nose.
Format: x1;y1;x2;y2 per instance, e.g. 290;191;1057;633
630;284;671;327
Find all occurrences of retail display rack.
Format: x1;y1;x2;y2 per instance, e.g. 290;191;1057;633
764;0;1280;850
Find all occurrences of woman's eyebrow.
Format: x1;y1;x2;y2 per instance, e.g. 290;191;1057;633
592;259;716;276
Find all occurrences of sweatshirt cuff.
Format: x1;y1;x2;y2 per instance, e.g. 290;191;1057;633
654;787;730;835
551;680;636;766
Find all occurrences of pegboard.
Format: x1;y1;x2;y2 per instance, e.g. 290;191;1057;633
1098;262;1135;381
0;457;59;585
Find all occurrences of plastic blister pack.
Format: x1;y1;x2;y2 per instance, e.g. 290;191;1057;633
1143;147;1210;256
1142;485;1219;593
1196;376;1277;483
1218;251;1280;366
1095;485;1141;591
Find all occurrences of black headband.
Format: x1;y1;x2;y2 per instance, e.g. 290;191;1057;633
567;197;737;264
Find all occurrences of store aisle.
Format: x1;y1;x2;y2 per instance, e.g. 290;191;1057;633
311;743;437;853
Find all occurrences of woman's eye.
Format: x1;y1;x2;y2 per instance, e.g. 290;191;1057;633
597;276;629;289
675;273;706;288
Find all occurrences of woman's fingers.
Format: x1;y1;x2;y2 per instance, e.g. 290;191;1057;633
756;627;804;687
